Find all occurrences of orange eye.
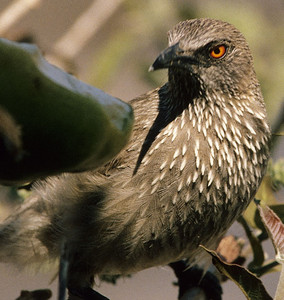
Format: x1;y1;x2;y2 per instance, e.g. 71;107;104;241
210;45;227;59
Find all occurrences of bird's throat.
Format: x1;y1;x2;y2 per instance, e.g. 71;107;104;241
168;68;202;112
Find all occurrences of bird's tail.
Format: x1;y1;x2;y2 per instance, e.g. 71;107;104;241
0;172;114;271
0;171;136;273
0;193;58;271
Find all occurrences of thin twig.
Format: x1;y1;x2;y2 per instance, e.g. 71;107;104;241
53;0;123;60
0;0;41;35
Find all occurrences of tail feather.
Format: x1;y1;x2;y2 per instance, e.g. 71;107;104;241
0;194;57;270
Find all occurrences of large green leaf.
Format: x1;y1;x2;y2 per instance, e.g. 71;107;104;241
0;38;133;185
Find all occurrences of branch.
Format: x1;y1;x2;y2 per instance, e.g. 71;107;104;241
0;0;41;36
53;0;123;59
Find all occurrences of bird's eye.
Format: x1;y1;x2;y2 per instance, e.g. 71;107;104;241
209;45;227;59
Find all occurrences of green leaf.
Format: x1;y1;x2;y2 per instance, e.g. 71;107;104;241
0;38;133;185
201;246;273;300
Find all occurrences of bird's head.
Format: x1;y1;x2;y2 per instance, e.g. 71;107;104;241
150;19;256;97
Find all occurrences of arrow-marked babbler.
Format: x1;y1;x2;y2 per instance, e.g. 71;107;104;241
0;18;270;299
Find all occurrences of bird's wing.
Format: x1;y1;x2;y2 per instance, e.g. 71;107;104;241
98;88;161;177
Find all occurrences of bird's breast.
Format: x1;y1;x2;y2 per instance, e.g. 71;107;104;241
130;95;270;254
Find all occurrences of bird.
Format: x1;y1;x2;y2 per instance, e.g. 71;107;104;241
0;18;270;299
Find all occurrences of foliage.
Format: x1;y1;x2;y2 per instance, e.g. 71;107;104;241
202;157;284;300
202;246;272;300
0;38;133;185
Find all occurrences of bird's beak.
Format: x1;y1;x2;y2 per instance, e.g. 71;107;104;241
149;42;197;72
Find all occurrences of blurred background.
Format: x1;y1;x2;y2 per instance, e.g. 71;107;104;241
0;0;283;299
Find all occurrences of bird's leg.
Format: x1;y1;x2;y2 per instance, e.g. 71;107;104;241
58;240;69;300
169;261;222;300
65;251;109;300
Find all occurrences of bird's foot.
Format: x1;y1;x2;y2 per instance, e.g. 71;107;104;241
68;287;109;300
169;261;222;300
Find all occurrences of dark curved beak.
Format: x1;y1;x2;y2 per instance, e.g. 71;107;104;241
149;43;198;72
